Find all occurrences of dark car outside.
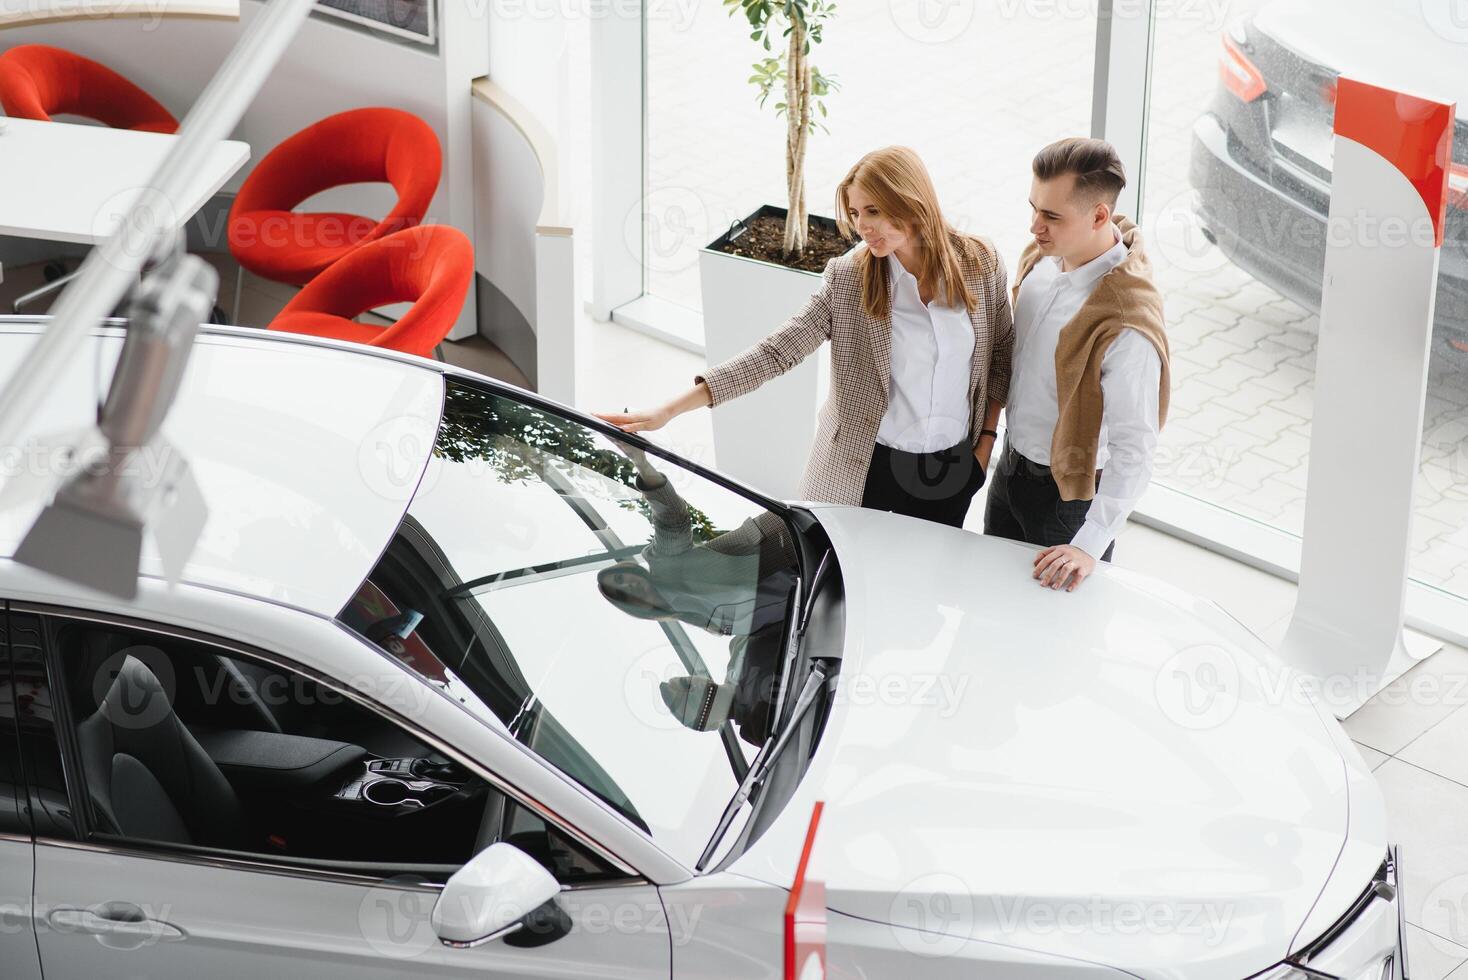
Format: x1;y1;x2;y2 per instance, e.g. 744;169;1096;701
1189;0;1468;356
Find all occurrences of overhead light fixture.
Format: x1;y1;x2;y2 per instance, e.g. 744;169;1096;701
12;252;215;599
0;0;314;598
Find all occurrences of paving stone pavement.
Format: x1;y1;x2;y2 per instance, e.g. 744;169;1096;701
640;0;1468;596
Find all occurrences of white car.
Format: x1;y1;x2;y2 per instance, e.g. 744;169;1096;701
0;316;1405;979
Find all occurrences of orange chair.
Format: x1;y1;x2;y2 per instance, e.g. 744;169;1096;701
228;107;442;286
266;225;473;359
0;44;177;132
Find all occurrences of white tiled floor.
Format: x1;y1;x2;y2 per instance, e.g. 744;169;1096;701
565;310;1468;978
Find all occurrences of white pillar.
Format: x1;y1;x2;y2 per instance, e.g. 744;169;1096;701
1090;0;1157;219
1278;77;1456;716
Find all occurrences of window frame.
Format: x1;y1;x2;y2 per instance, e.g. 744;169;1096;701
0;606;31;841
17;600;644;889
441;365;802;523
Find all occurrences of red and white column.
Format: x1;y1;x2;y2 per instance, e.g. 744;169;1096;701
1280;77;1456;714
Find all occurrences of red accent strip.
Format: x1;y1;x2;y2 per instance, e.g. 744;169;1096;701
784;801;826;980
1333;76;1456;247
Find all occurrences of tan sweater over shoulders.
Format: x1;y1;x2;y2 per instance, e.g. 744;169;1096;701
1011;215;1171;501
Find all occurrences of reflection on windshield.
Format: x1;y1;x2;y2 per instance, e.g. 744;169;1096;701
341;378;801;866
597;444;797;746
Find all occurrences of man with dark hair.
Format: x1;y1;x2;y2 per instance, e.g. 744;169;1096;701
983;137;1171;591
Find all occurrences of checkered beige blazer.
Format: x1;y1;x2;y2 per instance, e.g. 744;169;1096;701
696;237;1014;506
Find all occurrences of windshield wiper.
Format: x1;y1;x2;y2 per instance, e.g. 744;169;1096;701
763;546;832;739
695;657;832;872
798;548;834;637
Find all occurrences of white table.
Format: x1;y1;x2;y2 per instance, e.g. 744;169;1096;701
0;117;249;244
0;0;237;28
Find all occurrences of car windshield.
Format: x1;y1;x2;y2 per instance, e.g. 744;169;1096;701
339;376;802;866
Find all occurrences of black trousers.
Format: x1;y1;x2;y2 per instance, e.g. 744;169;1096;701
860;439;986;529
982;439;1115;562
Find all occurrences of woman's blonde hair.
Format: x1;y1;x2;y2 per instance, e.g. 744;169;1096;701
835;146;985;320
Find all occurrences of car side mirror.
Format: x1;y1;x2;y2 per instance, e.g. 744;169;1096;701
431;842;569;948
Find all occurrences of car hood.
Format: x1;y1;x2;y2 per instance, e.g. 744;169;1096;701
727;505;1379;980
1254;0;1468;114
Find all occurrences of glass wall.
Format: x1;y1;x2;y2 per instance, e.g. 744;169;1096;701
643;0;1097;312
1140;0;1468;601
634;0;1468;609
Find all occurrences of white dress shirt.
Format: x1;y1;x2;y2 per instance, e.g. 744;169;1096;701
875;252;976;454
1006;229;1162;560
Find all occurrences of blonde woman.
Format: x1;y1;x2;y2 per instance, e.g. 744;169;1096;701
599;146;1013;528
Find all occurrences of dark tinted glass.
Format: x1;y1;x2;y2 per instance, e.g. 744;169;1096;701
0;611;25;835
9;613;75;839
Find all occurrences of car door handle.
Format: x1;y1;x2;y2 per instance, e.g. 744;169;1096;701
47;904;186;943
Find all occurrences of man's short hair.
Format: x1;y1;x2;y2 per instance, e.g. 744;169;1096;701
1032;137;1127;207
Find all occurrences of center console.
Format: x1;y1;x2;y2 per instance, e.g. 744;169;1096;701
334;756;471;814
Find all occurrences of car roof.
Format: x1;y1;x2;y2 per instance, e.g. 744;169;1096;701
0;319;452;619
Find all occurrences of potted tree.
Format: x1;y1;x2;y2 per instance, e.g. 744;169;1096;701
698;0;852;499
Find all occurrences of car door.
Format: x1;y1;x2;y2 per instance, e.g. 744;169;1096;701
23;608;671;980
0;606;43;980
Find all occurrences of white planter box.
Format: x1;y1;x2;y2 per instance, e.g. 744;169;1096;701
699;210;838;500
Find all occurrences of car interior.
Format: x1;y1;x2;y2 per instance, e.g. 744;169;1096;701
51;619;620;884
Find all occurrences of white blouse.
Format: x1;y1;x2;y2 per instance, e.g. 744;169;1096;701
874;252;976;454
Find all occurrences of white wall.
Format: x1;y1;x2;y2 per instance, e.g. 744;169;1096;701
484;1;581;239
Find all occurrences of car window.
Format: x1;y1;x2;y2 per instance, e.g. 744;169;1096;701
7;614;69;839
341;378;803;867
0;613;27;836
41;616;620;884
